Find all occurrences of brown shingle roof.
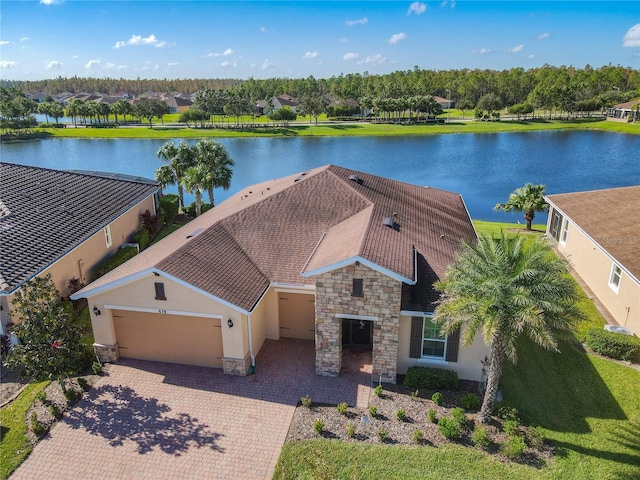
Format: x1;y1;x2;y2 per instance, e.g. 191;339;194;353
75;165;476;312
546;186;640;281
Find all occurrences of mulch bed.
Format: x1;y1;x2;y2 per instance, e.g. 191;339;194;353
285;382;553;467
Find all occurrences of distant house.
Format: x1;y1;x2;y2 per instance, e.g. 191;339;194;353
28;93;49;104
257;95;300;115
433;96;455;109
607;99;640;122
545;187;640;337
72;166;489;384
0;163;160;334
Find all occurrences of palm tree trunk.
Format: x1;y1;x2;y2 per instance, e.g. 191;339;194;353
195;191;202;217
178;184;185;212
478;338;507;423
208;187;215;207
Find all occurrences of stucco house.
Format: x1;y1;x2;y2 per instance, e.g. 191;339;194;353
72;166;489;383
607;99;640;122
0;163;160;334
545;186;640;337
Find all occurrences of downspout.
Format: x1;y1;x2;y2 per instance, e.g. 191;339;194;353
247;312;256;371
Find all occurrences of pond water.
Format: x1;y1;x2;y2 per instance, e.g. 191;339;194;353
2;130;638;222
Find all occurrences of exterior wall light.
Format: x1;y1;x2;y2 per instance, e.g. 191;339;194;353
227;318;234;328
93;306;101;316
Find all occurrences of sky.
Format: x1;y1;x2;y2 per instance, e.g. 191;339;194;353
0;1;638;81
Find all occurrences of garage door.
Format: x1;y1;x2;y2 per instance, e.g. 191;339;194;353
278;294;315;340
112;310;223;367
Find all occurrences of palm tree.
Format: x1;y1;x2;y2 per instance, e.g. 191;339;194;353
182;164;213;216
192;139;234;206
155;141;195;212
494;183;549;230
434;233;581;423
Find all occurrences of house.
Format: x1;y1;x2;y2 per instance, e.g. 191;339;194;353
607;99;640;122
257;94;300;115
545;187;640;337
72;166;489;383
0;163;160;334
434;96;455;109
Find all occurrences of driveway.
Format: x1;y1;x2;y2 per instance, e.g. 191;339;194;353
10;339;371;480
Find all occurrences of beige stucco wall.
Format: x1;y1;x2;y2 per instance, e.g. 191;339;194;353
40;195;156;298
397;315;490;382
247;288;270;356
551;219;640;337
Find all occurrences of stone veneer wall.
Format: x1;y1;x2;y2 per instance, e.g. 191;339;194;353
222;354;251;376
94;343;119;363
314;263;402;383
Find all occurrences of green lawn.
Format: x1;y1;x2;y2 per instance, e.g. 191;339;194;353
0;381;50;480
26;118;638;140
472;220;546;237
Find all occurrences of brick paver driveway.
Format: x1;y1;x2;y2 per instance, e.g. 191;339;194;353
11;339;371;480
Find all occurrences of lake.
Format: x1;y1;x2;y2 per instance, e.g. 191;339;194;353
2;130;639;222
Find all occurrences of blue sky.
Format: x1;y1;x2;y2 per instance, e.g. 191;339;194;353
1;1;638;81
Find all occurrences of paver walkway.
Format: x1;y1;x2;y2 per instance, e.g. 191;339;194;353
10;339;371;480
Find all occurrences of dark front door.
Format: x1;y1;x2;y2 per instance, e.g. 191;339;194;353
342;319;373;348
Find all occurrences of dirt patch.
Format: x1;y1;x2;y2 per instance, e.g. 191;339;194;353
286;382;553;467
0;365;27;407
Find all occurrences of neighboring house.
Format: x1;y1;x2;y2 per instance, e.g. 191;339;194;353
73;166;489;383
434;96;455;109
545;187;640;337
257;95;300;115
607;99;640;122
0;163;160;334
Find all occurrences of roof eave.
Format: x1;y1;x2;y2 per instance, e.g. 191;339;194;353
301;255;415;285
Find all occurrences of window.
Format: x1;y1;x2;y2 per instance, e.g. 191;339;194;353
154;282;167;300
351;278;363;297
560;219;569;245
422;317;446;358
550;210;564;241
609;264;622;293
104;225;112;248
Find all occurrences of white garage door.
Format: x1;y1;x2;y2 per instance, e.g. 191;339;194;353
112;310;223;367
278;294;315;340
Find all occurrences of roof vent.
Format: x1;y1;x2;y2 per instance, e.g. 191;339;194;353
348;175;364;185
186;228;203;239
383;217;400;231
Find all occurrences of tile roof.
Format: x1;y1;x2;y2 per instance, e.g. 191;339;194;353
75;165;476;312
0;163;160;294
546;186;640;281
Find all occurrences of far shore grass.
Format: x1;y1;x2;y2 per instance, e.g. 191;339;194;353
11;117;638;141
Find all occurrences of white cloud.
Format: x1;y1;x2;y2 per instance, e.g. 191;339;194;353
261;59;276;70
20;37;29;42
343;52;359;61
303;51;319;59
104;62;115;69
167;62;179;67
85;59;101;69
440;0;456;7
339;37;348;43
357;54;386;66
153;64;160;70
40;0;63;5
117;65;127;70
472;48;492;55
206;48;234;58
509;44;524;53
72;55;78;59
45;60;63;70
0;61;17;68
260;27;267;33
528;54;536;59
388;33;407;44
537;32;550;40
623;23;640;47
346;17;368;26
223;48;234;56
0;41;9;45
408;2;427;15
220;60;237;68
114;34;169;49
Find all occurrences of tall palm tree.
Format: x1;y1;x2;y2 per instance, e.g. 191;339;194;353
494;183;549;230
182;164;213;216
433;233;581;423
193;139;234;206
155;141;195;212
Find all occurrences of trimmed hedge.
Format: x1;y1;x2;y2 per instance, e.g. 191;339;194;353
184;201;212;217
585;328;640;362
403;366;459;390
159;194;179;225
93;247;138;279
132;228;150;250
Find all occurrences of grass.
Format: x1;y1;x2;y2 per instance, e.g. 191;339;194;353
0;381;50;479
472;220;546;238
149;217;192;246
25;118;638;140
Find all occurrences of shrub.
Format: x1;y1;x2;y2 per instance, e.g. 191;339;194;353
585;328;640;362
450;407;468;428
368;405;378;418
49;404;62;420
411;389;419;399
413;429;424;444
159;194;179;225
526;426;545;449
377;428;389;442
374;385;383;397
36;391;47;404
0;334;10;358
459;392;480;411
64;388;81;404
140;210;160;236
346;422;356;438
93;246;138;279
431;392;444;406
494;401;519;421
313;419;325;434
501;435;526;459
503;419;521;436
300;395;312;408
132;228;150;250
77;377;90;392
472;427;492;450
427;408;438;423
438;417;461;439
30;412;47;436
404;366;458;390
396;409;407;422
337;402;348;415
92;361;103;375
184;201;212;217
